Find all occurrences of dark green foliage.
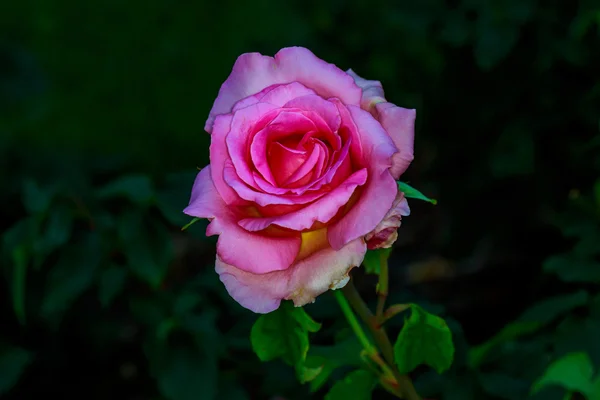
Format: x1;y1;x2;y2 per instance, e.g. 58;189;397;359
1;0;599;398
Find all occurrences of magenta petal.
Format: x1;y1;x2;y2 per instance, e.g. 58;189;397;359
215;238;366;313
205;47;361;132
183;166;301;274
374;103;415;179
224;161;325;206
284;95;341;133
282;143;321;186
226;103;280;189
328;105;398;250
232;82;317;113
346;69;415;179
209;114;248;205
346;69;386;111
238;168;367;232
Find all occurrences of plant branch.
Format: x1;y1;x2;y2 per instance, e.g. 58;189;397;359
375;250;389;320
341;279;422;400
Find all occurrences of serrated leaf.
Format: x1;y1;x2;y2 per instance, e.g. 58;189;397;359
251;301;321;382
97;174;154;204
0;344;33;395
531;352;595;396
98;265;128;308
394;304;454;374
324;369;376;400
397;182;437;205
41;233;102;320
362;247;392;275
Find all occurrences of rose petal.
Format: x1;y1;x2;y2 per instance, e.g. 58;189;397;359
215;237;366;313
328;105;399;250
284;94;341;133
374;103;415;179
206;47;361;132
250;114;316;186
238;168;368;232
232;82;317;113
365;192;411;250
346;69;415;179
224;161;326;206
226;103;280;189
210;114;248;205
330;98;364;169
183;166;301;274
346;69;386;111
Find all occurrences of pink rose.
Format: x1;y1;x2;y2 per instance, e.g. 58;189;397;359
184;47;414;313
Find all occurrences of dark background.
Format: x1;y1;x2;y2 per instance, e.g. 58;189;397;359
1;0;599;399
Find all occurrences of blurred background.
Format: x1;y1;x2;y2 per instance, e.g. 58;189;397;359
1;0;599;399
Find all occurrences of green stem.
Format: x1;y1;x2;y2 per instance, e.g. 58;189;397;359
333;290;378;357
341;280;422;400
376;250;389;320
335;291;402;398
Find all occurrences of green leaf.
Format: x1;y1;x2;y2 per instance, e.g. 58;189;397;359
22;179;55;214
324;369;376;400
97;174;154;204
181;217;200;231
0;344;33;395
362;247;392;275
306;337;363;392
118;212;172;288
543;253;600;283
474;22;518;70
147;343;218;400
11;246;27;325
156;171;198;227
468;321;541;368
397;182;437;205
531;352;595;396
394;304;454;374
518;290;589;325
41;233;102;320
98;265;128;308
477;372;531;400
251;301;321;382
34;203;73;255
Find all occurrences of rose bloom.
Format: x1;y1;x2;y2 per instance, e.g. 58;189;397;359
184;47;415;313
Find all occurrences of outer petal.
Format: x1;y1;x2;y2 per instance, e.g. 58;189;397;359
328;105;398;250
209;114;248;205
206;47;362;132
346;69;386;110
231;82;317;113
365;192;410;250
374;103;415;179
347;69;415;179
215;238;367;313
183;166;301;274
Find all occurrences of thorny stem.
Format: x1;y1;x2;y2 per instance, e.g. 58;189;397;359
341;279;422;400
